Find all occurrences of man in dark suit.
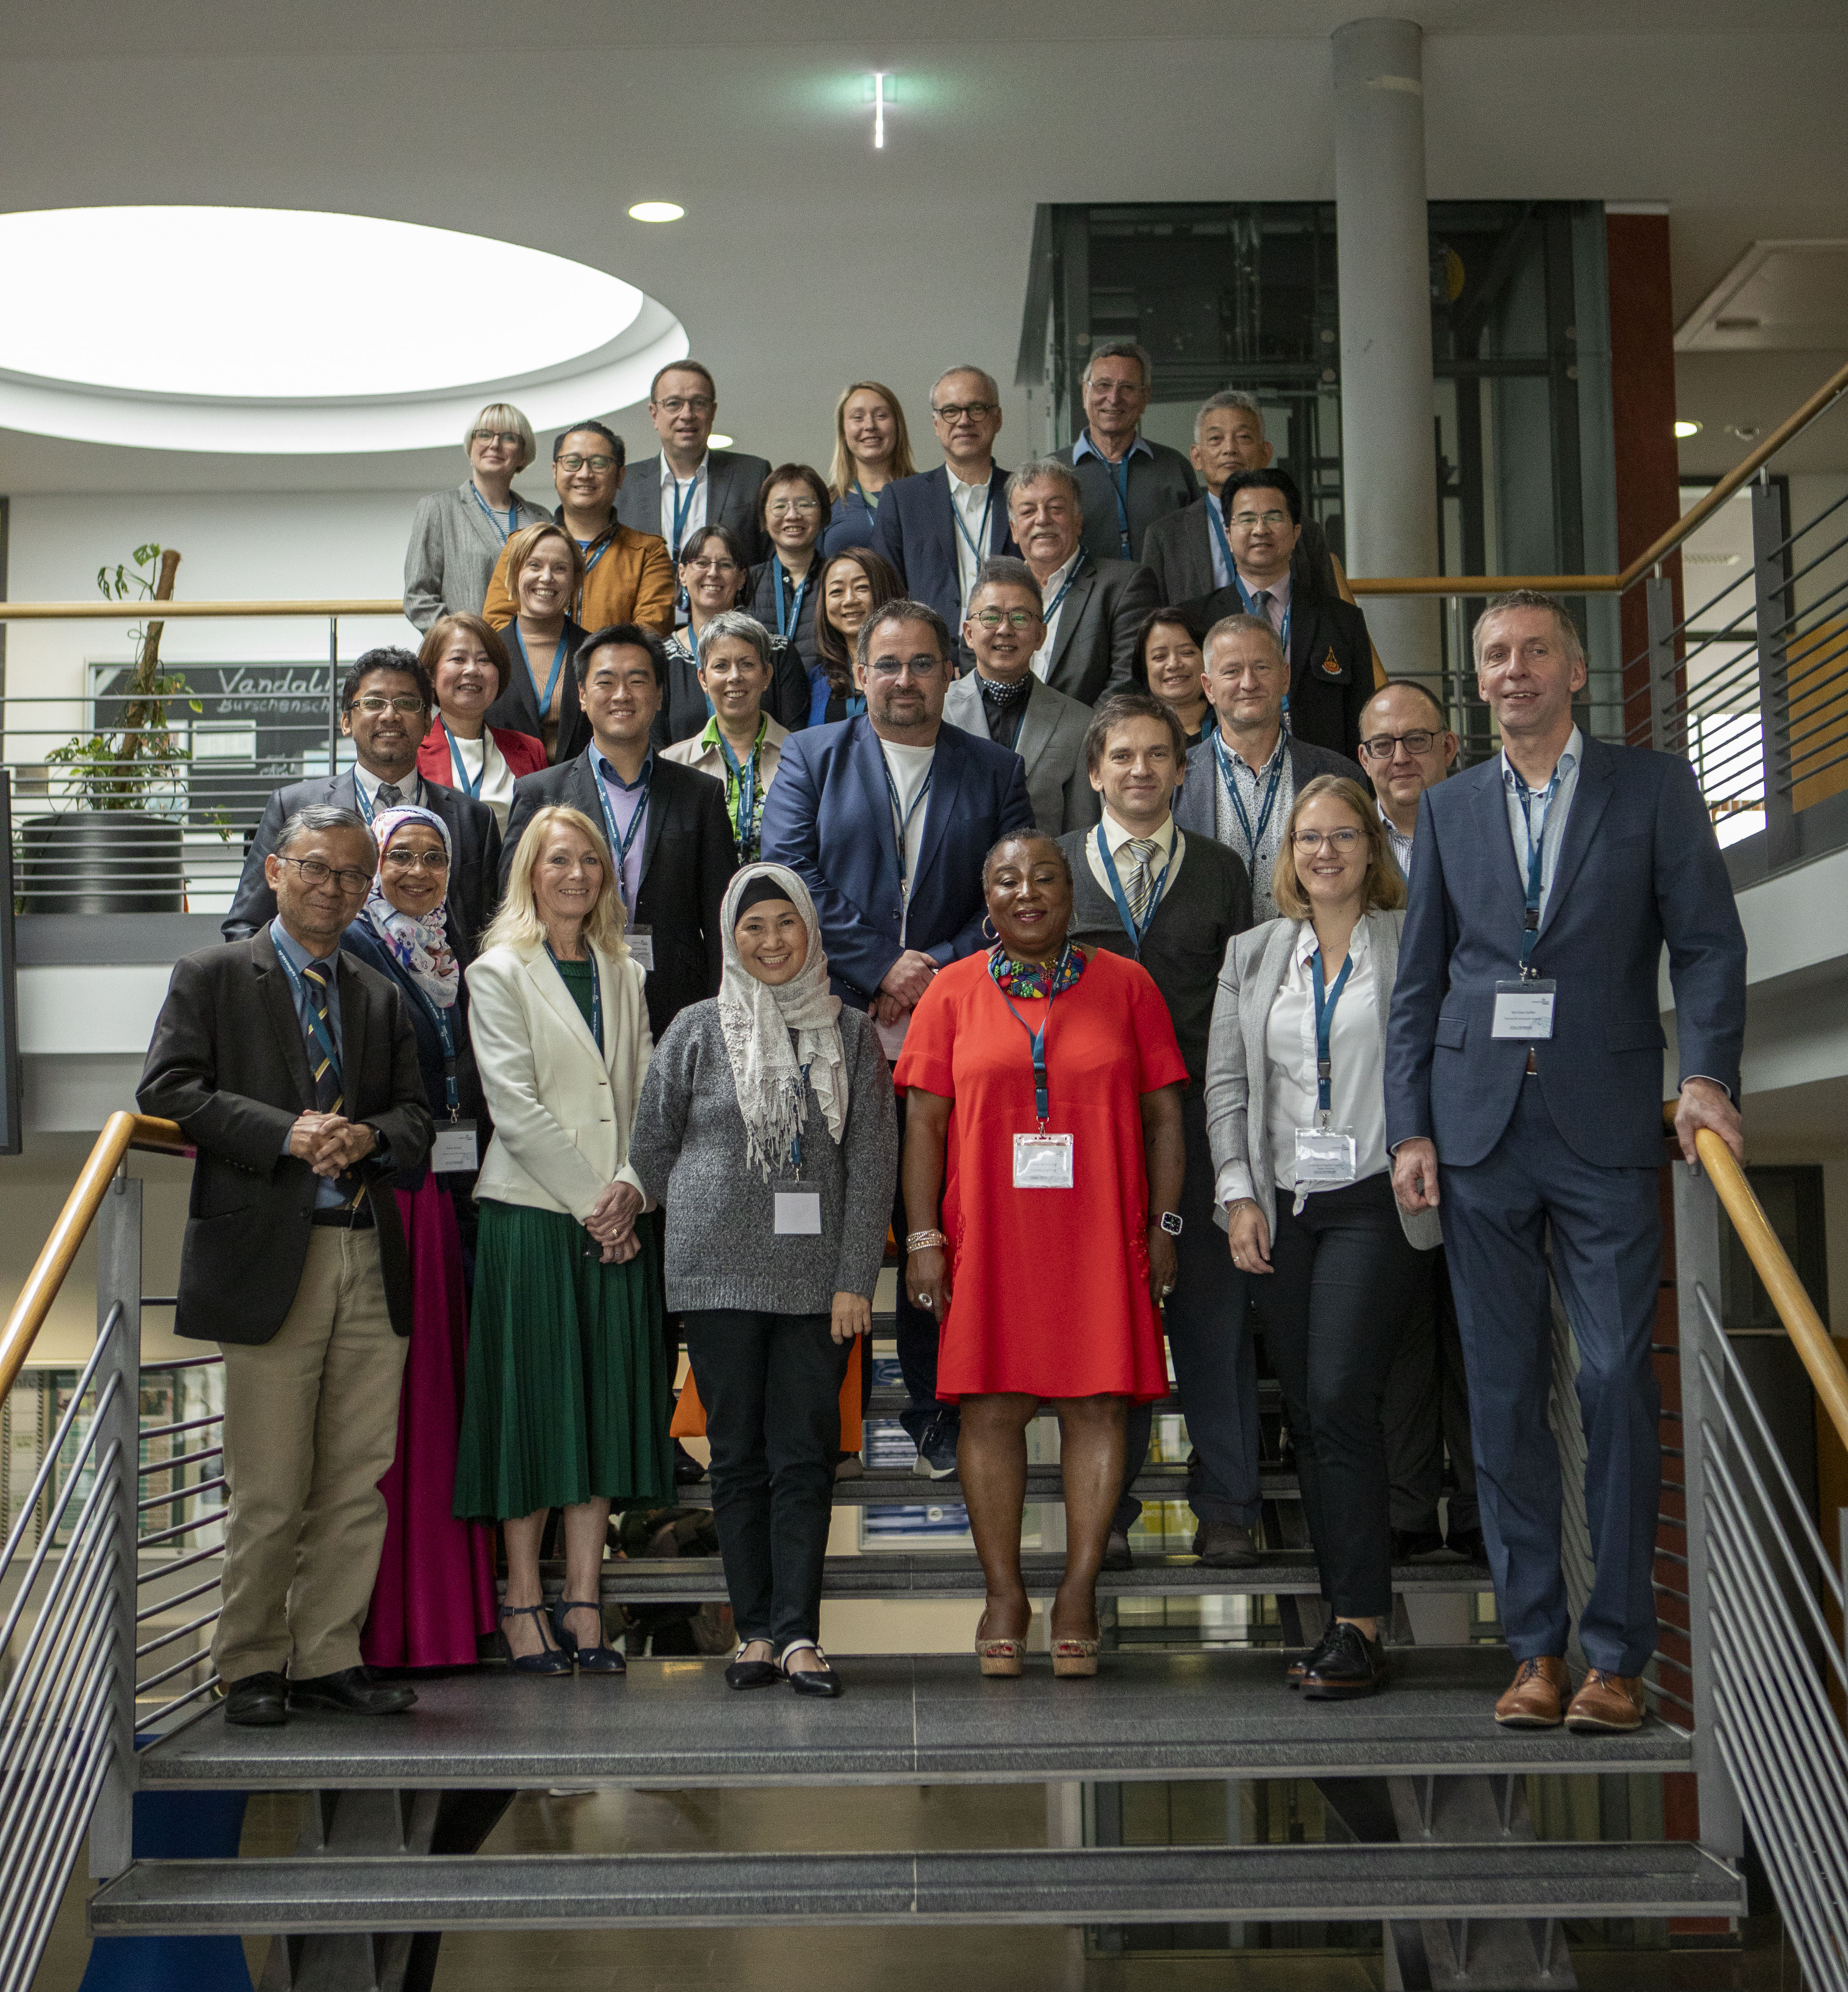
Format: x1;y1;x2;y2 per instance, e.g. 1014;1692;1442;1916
502;623;735;1044
1178;468;1376;760
139;805;433;1728
224;647;501;963
614;360;773;573
1055;340;1198;566
1007;458;1159;706
760;599;1032;1470
1386;591;1747;1735
873;366;1017;663
1173;612;1362;919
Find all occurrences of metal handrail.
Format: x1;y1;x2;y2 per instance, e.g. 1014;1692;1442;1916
0;598;401;619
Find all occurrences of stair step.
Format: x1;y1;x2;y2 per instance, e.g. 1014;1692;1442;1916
89;1840;1741;1935
862;1383;1282;1417
138;1650;1687;1791
681;1465;1306;1506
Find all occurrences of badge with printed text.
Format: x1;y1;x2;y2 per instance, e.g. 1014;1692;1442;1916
1492;979;1557;1039
1294;1126;1358;1184
774;1182;823;1234
1013;1133;1075;1189
429;1119;479;1173
626;925;655;972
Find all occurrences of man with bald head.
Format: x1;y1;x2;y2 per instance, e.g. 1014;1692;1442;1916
1356;678;1458;881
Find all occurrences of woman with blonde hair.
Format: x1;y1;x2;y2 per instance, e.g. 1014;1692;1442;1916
403;402;550;630
454;803;672;1675
481;522;590;765
1204;775;1439;1702
821;381;915;557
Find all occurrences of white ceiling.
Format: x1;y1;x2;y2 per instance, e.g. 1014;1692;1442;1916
1;0;1845;496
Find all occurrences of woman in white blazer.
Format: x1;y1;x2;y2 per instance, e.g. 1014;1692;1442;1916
1204;774;1440;1703
454;802;672;1677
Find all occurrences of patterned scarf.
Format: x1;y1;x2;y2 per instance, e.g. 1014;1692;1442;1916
976;671;1033;715
362;805;458;1009
987;940;1084;1000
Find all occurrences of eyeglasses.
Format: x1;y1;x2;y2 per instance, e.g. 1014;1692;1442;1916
973;609;1040;631
766;498;821;517
382;849;451;873
351;695;427;717
1228;509;1291;529
277;855;373;892
685;556;739;576
866;657;944;678
1292;827;1363;852
471;430;522;448
931;402;998;421
556;453;616;473
655;395;714;415
1358;729;1440;759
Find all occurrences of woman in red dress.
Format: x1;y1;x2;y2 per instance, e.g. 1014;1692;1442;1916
896;831;1186;1678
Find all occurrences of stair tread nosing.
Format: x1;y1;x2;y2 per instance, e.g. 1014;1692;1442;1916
88;1841;1744;1934
684;1465;1307;1506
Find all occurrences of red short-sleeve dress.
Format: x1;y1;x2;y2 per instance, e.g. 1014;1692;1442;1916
893;948;1188;1402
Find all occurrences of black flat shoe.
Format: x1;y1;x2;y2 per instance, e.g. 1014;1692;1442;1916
223;1670;288;1727
779;1641;843;1698
553;1598;626;1674
1300;1622;1388;1700
498;1604;572;1676
288;1665;418;1715
725;1642;783;1690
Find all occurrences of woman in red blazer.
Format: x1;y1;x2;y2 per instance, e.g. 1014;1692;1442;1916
416;612;548;830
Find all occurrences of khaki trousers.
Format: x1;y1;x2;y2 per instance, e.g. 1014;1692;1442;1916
214;1226;407;1683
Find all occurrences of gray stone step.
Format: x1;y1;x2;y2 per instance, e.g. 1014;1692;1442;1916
138;1651;1688;1792
860;1382;1282;1418
88;1840;1742;1935
680;1463;1309;1506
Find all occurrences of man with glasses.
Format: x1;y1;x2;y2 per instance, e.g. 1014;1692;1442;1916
483;421;675;636
761;601;1032;1475
225;648;501;963
141;806;434;1726
873;366;1018;663
942;557;1099;836
1053;341;1199;566
615;361;774;581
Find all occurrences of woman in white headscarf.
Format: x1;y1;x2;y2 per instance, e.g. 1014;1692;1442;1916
630;862;898;1698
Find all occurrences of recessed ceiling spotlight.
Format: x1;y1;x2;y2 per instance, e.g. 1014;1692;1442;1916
1674;418;1703;438
865;72;892;149
1725;422;1763;442
629;202;684;224
708;432;735;448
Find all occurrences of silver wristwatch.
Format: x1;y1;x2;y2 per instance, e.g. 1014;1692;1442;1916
1157;1211;1183;1237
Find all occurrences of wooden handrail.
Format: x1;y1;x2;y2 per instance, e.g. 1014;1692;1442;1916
1348;574;1621;596
0;599;403;620
0;1112;188;1401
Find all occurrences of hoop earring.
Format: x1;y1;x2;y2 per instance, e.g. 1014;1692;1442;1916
981;916;999;942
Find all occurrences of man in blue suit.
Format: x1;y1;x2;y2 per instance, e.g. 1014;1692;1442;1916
1386;591;1746;1736
761;599;1033;1472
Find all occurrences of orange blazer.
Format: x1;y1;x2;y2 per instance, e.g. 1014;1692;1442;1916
482;519;676;637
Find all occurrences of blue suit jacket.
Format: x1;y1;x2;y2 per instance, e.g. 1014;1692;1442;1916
872;466;1017;641
1383;736;1747;1171
759;715;1034;1008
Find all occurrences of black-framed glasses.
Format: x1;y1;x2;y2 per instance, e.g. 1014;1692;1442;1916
381;849;451;873
1359;729;1440;759
973;609;1039;631
556;453;616;473
931;402;998;421
277;855;373;892
351;694;427;717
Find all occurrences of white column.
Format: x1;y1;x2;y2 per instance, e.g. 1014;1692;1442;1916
1332;16;1441;675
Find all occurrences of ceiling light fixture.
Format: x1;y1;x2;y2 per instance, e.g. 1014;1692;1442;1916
1674;419;1703;438
629;202;684;224
708;432;735;448
871;72;890;149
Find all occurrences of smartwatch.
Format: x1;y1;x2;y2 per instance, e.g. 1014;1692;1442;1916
1157;1211;1183;1237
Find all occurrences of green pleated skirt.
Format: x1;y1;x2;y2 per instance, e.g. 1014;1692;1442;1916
453;1199;674;1521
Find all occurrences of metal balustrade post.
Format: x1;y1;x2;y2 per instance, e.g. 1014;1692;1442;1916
87;1173;143;1880
1751;476;1796;870
1645;573;1678;754
327;617;340;778
1671;1159;1744;1865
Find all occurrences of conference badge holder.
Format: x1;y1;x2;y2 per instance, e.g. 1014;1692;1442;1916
774;1181;823;1235
1014;1132;1074;1189
1294;1123;1357;1186
1492;978;1556;1039
430;1118;479;1173
626;924;654;973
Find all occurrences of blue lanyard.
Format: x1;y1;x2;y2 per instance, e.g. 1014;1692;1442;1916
790;1060;812;1172
1094;821;1171;961
1104;452;1133;557
1310;948;1355;1123
276;947;344;1092
1212;732;1285;862
951;481;994;572
510;625;568;718
349;774;413;826
999;973;1066;1126
544;940;602;1052
882;757;933;895
405;981;460;1113
1233;574;1291;660
716;725;763;857
773;561;810;642
1207;494;1235;583
851;480;879;517
668;472;700;559
445;726;486;800
592;753;651;909
471;487;518;541
1512;767;1563;973
580;535;611;577
1042;554;1088;629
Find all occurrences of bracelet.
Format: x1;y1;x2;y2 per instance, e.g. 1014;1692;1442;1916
905;1229;947;1253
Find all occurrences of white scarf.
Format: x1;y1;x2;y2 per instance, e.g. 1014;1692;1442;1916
716;863;848;1176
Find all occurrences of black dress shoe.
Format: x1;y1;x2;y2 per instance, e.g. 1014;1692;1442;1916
1391;1527;1447;1562
780;1643;843;1697
725;1644;783;1690
1194;1521;1260;1568
1447;1528;1488;1567
1101;1529;1134;1572
289;1666;418;1716
223;1671;288;1727
673;1441;706;1485
1300;1622;1388;1700
1285;1622;1341;1689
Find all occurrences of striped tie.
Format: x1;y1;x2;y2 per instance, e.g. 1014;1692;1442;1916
300;961;343;1114
1125;838;1160;926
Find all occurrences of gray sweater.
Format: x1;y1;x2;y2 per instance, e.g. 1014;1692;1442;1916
629;1001;898;1316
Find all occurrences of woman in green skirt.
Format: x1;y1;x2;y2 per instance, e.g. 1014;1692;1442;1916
455;802;672;1673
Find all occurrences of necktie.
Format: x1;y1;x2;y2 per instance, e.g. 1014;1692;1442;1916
299;961;342;1113
1125;838;1160;925
1249;589;1270;630
376;782;403;809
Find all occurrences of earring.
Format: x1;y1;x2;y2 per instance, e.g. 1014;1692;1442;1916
981;916;999;942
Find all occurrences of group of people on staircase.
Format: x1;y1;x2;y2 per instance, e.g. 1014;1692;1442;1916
134;345;1747;1735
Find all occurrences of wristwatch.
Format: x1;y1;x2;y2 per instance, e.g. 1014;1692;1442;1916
1156;1211;1183;1237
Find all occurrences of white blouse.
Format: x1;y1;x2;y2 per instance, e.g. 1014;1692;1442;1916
441;728;516;831
1261;919;1389;1199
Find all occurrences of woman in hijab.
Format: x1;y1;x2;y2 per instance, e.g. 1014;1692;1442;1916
630;863;897;1697
341;804;498;1670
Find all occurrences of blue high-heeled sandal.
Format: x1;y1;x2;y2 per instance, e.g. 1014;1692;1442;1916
552;1598;626;1674
499;1603;571;1676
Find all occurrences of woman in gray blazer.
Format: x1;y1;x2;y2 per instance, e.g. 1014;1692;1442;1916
1204;774;1440;1702
403;402;551;630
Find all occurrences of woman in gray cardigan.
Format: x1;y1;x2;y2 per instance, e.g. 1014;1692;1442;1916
1204;775;1440;1703
402;402;551;630
629;862;897;1697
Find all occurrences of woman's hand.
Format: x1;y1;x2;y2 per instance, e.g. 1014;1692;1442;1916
598;1229;643;1265
830;1292;872;1344
1227;1199;1273;1275
586;1180;643;1246
1147;1225;1179;1308
906;1245;952;1321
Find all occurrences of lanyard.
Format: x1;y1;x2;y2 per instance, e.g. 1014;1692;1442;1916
851;479;879;517
668;471;700;559
1212;732;1285;863
773;560;810;642
951;481;994;571
1233;574;1292;660
1000;977;1063;1127
1309;947;1355;1124
1512;767;1563;974
544;940;602;1052
1104;452;1133;557
350;774;413;827
580;535;611;577
790;1060;812;1172
592;753;651;905
471;487;517;541
276;947;344;1092
510;625;568;718
446;726;487;801
1041;553;1088;631
1095;821;1171;961
1207;494;1235;583
405;980;460;1113
716;724;763;856
882;756;933;898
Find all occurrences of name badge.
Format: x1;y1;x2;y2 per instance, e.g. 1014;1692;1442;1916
1294;1126;1357;1185
626;925;655;972
1014;1132;1074;1189
774;1185;822;1234
429;1119;479;1173
1492;979;1557;1039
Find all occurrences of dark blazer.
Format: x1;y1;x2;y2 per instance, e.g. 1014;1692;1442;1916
137;931;433;1345
483;614;592;766
1142;502;1341;609
1040;555;1161;706
821;486;880;558
872;466;1017;644
1056;436;1199;567
501;749;737;1042
758;715;1034;1008
222;770;502;965
651;633;811;749
615;449;775;567
745;557;824;678
1177;579;1374;760
1384;735;1747;1173
1172;730;1365;844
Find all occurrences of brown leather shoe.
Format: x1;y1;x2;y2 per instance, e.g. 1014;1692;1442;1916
1565;1669;1646;1733
1494;1655;1570;1727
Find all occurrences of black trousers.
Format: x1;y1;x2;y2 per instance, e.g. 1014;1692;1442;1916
891;1088;955;1445
683;1309;849;1649
1382;1245;1480;1536
1251;1173;1427;1619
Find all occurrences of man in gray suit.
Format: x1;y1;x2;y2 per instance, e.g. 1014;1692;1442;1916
615;359;772;578
1173;614;1361;919
1007;459;1159;706
942;557;1100;837
1054;340;1199;566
